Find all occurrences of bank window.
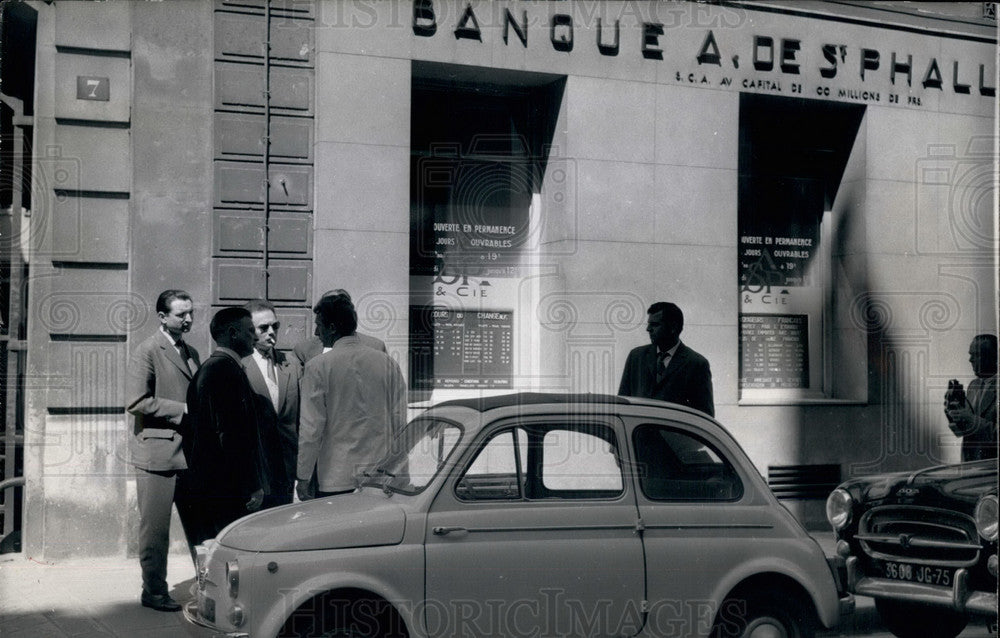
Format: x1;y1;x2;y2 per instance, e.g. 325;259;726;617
738;94;866;403
633;424;742;501
408;61;566;400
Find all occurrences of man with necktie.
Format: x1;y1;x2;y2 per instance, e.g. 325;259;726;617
243;299;301;508
618;301;715;417
945;334;998;461
126;289;200;612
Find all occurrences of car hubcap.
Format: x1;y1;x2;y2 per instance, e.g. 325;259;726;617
745;616;788;638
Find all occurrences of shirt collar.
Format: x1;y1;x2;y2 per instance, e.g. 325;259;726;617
331;334;361;349
160;325;181;346
658;341;681;358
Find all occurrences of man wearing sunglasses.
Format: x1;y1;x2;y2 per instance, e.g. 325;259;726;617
243;299;301;508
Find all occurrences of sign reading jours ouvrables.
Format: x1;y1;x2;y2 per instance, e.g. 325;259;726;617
740;314;809;389
740;233;816;290
409;306;513;389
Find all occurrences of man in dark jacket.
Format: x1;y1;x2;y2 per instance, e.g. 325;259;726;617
946;334;998;461
178;307;268;550
618;302;714;417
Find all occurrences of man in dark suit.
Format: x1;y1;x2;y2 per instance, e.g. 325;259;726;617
292;288;386;365
126;289;200;612
243;299;301;508
618;302;714;417
178;307;268;550
945;334;998;461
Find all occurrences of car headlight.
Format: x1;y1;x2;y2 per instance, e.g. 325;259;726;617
826;488;853;531
974;495;998;542
226;559;239;599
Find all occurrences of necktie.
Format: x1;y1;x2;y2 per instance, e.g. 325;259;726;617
656;350;669;383
176;340;193;374
263;350;277;383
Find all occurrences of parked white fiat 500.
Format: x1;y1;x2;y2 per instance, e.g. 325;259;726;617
185;393;852;638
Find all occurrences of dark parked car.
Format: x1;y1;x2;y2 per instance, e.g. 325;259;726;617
826;459;998;638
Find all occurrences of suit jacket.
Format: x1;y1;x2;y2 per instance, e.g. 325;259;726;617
297;335;407;492
243;349;301;495
183;350;269;500
962;374;997;461
618;342;715;417
292;332;386;366
126;329;200;471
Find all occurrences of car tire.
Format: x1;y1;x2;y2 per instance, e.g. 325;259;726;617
875;599;967;638
712;592;815;638
278;596;406;638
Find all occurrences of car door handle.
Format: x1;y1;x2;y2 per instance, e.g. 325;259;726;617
432;526;468;536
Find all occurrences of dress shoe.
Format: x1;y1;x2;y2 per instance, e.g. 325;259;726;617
141;592;182;612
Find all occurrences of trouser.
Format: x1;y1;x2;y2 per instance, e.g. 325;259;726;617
262;489;293;509
135;468;177;596
175;495;214;564
176;494;254;561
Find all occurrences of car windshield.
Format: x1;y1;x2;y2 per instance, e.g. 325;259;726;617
360;418;463;495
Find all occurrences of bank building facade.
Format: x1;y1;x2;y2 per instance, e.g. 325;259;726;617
0;0;995;558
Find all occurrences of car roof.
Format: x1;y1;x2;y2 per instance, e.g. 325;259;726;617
432;392;632;412
420;392;763;495
428;391;711;420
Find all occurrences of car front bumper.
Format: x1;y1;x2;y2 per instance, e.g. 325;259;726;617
846;556;997;616
183;600;249;638
826;555;856;622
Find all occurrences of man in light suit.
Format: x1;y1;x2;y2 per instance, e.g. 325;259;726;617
180;307;268;547
126;289;200;612
296;296;406;500
292;288;386;365
243;299;301;508
618;301;714;417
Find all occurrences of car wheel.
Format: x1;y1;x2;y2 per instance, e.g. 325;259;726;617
278;596;406;638
713;593;815;638
875;599;967;638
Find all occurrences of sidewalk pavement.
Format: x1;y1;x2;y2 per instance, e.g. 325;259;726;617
0;549;207;638
0;532;992;638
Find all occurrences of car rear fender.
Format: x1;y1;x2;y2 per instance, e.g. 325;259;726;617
708;547;841;629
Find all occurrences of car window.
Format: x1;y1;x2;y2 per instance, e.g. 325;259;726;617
457;423;624;501
542;428;623;493
633;424;743;501
456;428;527;500
379;418;463;495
